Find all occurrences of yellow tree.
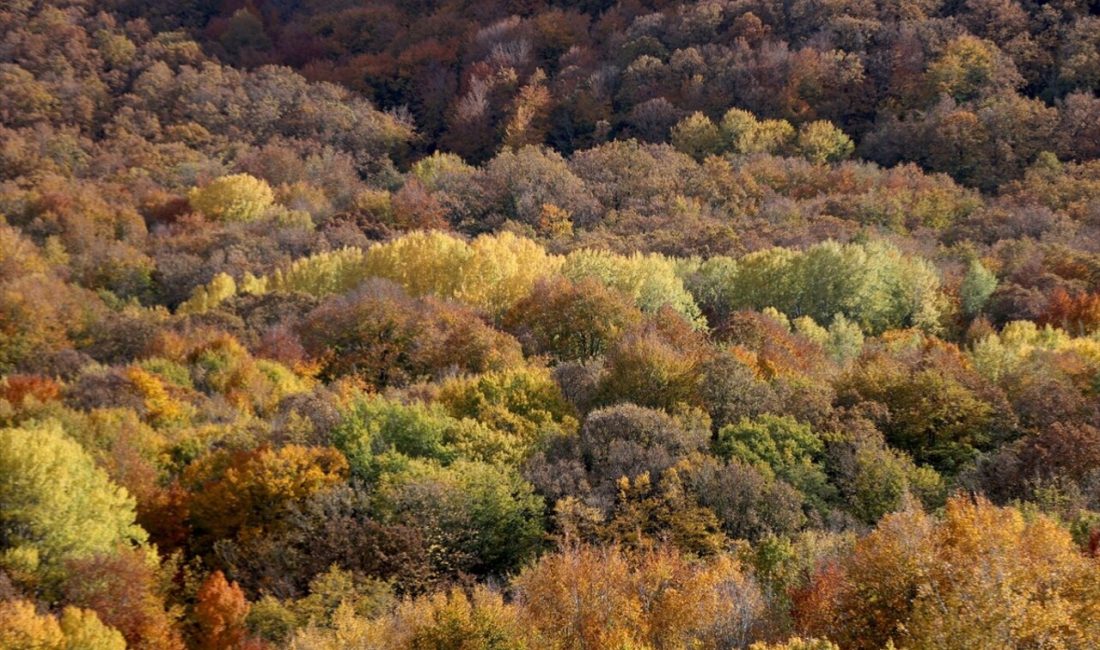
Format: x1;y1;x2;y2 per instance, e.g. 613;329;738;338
458;231;562;316
796;496;1100;649
514;544;763;649
0;423;146;590
188;174;275;222
0;599;126;650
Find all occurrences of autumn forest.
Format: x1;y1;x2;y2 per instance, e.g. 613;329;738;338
3;0;1100;647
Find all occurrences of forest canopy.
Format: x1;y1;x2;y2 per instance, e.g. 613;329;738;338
2;0;1100;647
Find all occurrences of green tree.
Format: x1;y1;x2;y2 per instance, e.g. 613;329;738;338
925;35;1022;102
562;249;704;326
375;459;545;577
0;423;146;588
436;366;578;449
796;121;854;164
671;112;723;160
330;394;470;478
693;241;944;335
714;415;832;505
959;259;997;317
720;108;794;155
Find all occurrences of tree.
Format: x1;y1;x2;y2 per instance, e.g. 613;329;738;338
184;445;348;547
671;112;723;161
562;249;703;326
751;639;838;650
824;314;865;364
597;326;705;411
835;435;944;524
391;179;448;231
601;467;727;556
714;415;832;505
795;121;854;164
178;272;237;315
504;70;553;150
796;496;1100;650
263;248;371;297
299;586;525;649
976;422;1100;503
374;459;545;578
297;280;522;386
686;456;807;542
0;599;67;650
358;231;562;316
0;275;85;374
459;232;563;316
959;259;997;317
63;548;186;650
693;241;945;335
0;599;126;650
59;607;128;650
528;403;709;511
188;174;275;222
502;276;644;360
194;571;256;650
720;108;794;155
839;342;1006;472
214;484;437;598
329;394;472;477
436;366;578;450
0;423;146;590
479;146;598;228
698;350;780;429
925;35;1022;102
514;544;763;649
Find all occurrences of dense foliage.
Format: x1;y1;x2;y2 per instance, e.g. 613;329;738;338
3;0;1100;647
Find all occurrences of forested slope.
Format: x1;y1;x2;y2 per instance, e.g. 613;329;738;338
2;0;1100;648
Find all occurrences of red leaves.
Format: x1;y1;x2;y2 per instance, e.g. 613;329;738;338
0;373;61;406
1039;287;1100;336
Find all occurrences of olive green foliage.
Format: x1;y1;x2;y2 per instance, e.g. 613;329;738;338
721;109;796;155
714;415;833;505
329;395;475;478
671;112;724;160
795;121;855;164
375;459;545;576
188;174;276;222
436;366;578;446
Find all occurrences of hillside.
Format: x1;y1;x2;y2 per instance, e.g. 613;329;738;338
2;0;1100;648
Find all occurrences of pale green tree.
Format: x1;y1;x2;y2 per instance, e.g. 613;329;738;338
959;259;997;317
562;248;704;326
